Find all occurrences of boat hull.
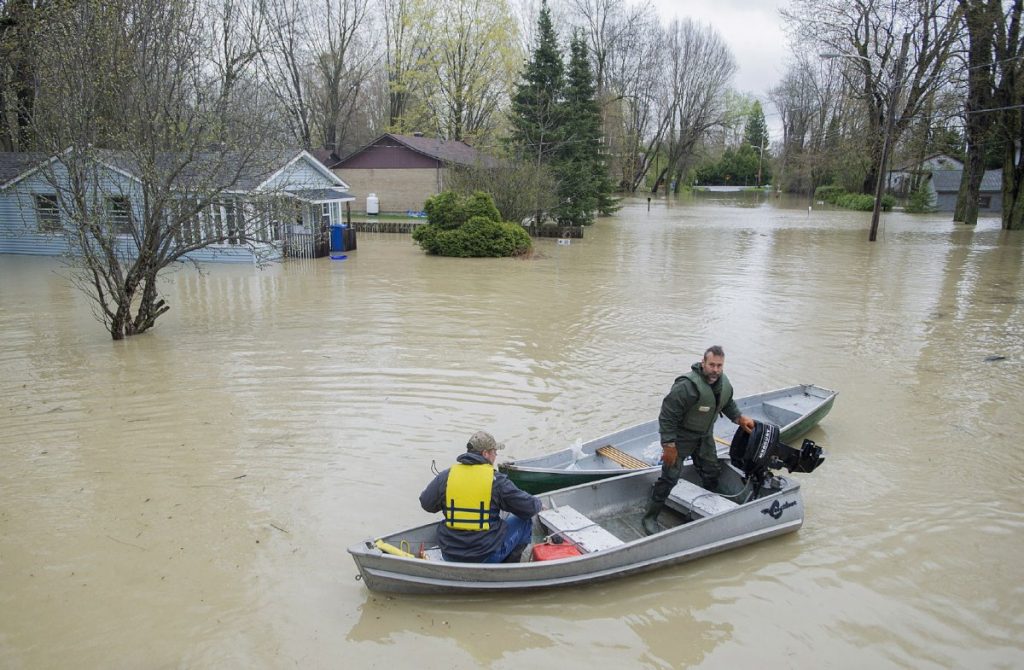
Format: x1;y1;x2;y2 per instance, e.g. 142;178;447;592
348;465;805;595
501;384;836;494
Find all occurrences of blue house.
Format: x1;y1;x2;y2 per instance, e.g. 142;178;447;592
0;149;355;263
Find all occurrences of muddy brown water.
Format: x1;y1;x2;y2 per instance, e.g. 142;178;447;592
1;194;1022;668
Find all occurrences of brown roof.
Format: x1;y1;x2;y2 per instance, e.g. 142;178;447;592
310;148;342;169
340;133;500;168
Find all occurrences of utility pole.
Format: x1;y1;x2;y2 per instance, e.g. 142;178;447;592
869;33;911;242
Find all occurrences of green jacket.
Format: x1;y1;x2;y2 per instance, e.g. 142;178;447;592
658;362;740;445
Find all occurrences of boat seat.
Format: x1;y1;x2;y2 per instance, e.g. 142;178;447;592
667;479;738;518
538;505;624;553
760;401;801;425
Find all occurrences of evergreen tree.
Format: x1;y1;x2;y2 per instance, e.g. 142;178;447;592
558;31;618;222
743;101;770;186
507;0;564;166
743;101;769;152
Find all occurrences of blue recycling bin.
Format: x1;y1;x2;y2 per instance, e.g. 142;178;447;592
330;224;345;251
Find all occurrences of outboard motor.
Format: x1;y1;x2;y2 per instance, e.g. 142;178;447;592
730;420;826;496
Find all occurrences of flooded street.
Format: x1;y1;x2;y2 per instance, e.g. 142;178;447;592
1;195;1022;668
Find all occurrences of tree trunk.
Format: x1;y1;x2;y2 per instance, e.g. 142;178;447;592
955;146;984;225
1004;139;1024;230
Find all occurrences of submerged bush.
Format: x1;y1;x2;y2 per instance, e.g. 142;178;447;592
815;184;894;212
413;191;532;258
904;185;935;213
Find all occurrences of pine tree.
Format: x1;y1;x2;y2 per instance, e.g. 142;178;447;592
743;101;770;187
507;0;564;166
556;31;618;223
743;101;769;152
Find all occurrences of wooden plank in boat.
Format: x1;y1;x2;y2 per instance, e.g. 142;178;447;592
538;505;624;552
596;444;649;469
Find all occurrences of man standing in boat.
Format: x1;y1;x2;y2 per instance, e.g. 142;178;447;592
420;431;542;562
642;345;755;535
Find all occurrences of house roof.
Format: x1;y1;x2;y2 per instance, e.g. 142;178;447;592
339;133;501;168
0;152;51;189
309;148;342;169
290;187;353;203
931;168;1002;193
891;153;964;172
1;148;345;193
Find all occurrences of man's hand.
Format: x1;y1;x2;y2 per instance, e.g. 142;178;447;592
738;415;755;434
661;443;678;467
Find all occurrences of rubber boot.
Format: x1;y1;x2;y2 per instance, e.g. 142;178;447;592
701;477;719;493
641;500;664;536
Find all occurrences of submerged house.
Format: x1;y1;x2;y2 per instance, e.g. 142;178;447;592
887;154;1002;213
333;133;500;214
0;149;355;263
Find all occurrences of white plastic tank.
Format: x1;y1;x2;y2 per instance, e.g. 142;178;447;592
366;193;379;215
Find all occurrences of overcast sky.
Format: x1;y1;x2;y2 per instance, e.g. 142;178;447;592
648;0;790;135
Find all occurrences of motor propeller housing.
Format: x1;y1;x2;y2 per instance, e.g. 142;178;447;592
729;420;826;482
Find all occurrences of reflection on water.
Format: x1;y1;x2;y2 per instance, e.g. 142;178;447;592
1;197;1022;668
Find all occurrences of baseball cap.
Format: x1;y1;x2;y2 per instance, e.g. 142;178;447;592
467;430;505;452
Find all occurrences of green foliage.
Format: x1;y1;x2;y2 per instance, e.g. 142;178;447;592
412;191;532;257
445;161;559;225
423;191;462;229
815;184;895;211
462;191;502;222
507;0;564;161
558;31;618;221
904;185;935;213
505;13;615;225
814;185;846;203
743;101;769;153
694;144;769;186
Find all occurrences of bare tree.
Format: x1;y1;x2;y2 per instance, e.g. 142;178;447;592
783;0;962;194
425;0;519;142
647;18;736;193
380;0;435;129
30;0;291;339
262;0;314;147
309;0;375;151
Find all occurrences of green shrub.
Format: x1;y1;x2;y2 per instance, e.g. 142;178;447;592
814;184;846;203
815;184;897;212
835;193;874;210
413;191;532;257
462;191;502;223
423;191;461;230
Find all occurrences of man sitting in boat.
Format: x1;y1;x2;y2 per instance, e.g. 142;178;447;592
642;345;755;535
419;431;542;562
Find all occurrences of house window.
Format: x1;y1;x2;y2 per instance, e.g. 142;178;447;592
106;196;133;234
978;195;991;209
35;194;61;232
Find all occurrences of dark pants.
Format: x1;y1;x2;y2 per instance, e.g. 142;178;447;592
651;434;721;503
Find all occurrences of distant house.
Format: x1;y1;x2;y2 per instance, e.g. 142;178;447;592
333;133;500;214
887;154;1001;213
929;168;1003;213
0;149;354;263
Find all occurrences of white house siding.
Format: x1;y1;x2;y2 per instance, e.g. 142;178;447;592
0;166;75;257
1;153;344;264
264;156;345;191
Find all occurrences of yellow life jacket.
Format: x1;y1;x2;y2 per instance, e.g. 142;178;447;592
445;463;496;531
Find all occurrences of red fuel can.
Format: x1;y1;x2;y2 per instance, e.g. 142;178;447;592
532;542;582;561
